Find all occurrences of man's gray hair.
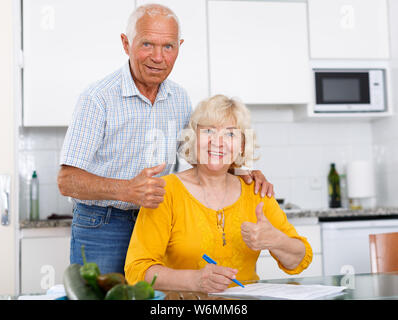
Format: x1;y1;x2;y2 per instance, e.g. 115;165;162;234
125;3;181;44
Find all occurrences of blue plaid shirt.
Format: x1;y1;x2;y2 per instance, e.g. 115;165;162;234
60;61;192;209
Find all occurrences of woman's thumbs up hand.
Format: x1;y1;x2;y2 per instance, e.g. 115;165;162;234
241;202;279;251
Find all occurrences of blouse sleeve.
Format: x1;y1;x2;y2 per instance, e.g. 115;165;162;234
262;197;313;275
124;178;173;284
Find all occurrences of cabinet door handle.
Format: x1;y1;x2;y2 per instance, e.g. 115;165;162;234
1;175;10;226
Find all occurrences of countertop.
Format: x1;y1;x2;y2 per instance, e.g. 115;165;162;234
284;206;398;221
20;218;72;229
19;207;398;229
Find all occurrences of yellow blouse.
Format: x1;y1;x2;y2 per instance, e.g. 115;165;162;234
124;174;313;285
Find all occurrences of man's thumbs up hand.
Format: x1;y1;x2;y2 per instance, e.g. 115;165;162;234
143;162;166;177
241;202;277;251
122;163;167;209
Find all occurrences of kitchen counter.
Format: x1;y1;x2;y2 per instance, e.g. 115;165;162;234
285;207;398;221
20;219;72;229
19;207;398;229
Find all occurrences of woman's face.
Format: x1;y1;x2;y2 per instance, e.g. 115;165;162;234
196;120;243;172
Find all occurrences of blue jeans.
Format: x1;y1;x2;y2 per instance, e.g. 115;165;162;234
70;203;138;275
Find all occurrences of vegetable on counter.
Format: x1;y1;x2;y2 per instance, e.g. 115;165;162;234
134;274;158;300
63;264;103;300
63;245;160;300
104;284;136;300
105;274;158;300
79;245;104;298
97;272;126;293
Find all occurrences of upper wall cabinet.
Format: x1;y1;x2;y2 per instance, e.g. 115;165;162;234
208;1;310;105
308;0;390;59
136;0;209;109
22;0;134;127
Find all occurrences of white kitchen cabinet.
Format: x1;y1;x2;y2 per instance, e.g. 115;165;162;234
20;228;70;294
321;219;398;276
0;0;18;295
257;253;323;280
22;0;134;126
308;0;390;59
135;0;209;109
208;1;310;104
256;224;323;280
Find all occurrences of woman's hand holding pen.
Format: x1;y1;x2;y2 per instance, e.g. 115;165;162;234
194;264;238;293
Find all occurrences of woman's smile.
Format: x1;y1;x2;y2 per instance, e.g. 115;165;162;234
208;150;226;159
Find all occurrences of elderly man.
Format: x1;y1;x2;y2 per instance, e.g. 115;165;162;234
57;4;274;274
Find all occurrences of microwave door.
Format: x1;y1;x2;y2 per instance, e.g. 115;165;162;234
314;71;373;112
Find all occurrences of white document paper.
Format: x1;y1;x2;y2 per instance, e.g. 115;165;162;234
17;294;65;300
211;283;347;300
17;284;66;300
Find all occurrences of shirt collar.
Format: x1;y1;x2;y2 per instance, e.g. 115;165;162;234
121;61;140;97
121;60;172;102
156;79;172;102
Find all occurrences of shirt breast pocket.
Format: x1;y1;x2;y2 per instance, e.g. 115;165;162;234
103;107;147;157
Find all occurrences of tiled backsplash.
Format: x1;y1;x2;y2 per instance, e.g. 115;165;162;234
18;107;377;219
372;121;398;207
248;106;374;209
18;127;72;220
372;78;398;207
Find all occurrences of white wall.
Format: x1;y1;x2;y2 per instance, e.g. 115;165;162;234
372;0;398;207
0;0;17;295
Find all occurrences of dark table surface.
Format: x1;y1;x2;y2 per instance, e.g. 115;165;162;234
163;272;398;300
5;272;397;300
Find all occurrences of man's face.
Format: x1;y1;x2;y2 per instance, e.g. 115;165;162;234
122;14;183;88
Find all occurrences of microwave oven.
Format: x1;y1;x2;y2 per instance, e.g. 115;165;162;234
313;69;386;113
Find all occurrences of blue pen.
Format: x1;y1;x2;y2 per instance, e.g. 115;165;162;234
202;254;245;288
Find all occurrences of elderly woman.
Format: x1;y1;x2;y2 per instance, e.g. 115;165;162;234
124;95;312;293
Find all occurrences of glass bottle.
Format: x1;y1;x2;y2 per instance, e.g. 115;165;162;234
339;173;348;209
30;170;39;221
328;163;341;208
